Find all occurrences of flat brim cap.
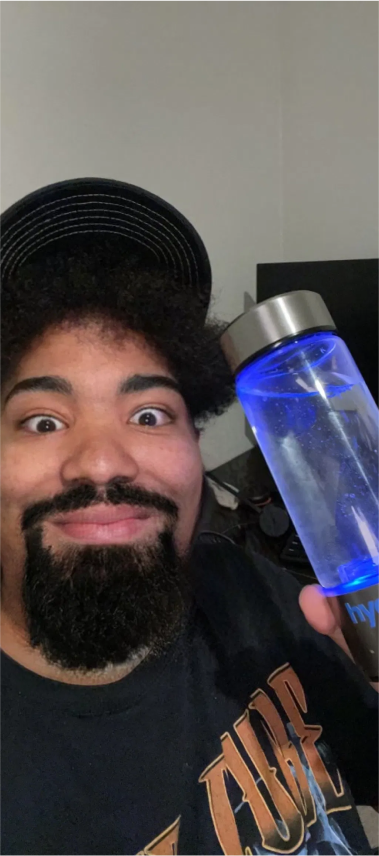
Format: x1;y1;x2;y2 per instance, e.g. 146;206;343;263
1;177;212;319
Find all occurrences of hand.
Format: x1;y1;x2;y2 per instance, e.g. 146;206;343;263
299;584;378;690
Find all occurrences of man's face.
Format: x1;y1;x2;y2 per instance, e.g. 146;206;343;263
1;323;204;670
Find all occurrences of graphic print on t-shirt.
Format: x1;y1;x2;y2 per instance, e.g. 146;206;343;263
139;664;354;856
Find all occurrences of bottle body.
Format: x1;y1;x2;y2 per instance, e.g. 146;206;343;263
237;331;379;676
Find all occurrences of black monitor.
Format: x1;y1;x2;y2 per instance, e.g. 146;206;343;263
257;259;378;403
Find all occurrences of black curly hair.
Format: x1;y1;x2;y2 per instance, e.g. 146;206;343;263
1;240;236;427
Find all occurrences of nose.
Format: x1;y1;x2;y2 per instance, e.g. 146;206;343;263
60;424;139;487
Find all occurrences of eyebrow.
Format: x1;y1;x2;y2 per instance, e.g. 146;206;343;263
3;374;181;406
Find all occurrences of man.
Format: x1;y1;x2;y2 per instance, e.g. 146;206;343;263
1;178;377;856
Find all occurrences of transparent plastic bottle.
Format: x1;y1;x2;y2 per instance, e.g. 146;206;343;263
221;292;379;678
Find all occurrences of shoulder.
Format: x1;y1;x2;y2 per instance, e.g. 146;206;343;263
192;535;302;618
191;536;305;658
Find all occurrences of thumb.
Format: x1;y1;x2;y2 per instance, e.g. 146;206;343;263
299;584;352;659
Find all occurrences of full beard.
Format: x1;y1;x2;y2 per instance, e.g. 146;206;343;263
22;524;191;673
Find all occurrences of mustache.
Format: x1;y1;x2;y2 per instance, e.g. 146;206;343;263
21;479;179;532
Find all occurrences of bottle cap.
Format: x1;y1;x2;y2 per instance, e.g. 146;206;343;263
221;290;336;375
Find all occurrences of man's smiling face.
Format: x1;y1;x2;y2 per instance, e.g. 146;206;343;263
1;321;204;671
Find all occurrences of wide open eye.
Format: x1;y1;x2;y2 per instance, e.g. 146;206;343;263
21;415;66;434
129;408;172;428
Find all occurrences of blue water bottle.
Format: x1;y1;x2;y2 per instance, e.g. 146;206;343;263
221;291;379;679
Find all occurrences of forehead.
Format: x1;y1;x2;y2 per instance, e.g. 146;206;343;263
13;324;171;379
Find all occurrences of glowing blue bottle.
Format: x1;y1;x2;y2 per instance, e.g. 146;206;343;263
221;291;379;679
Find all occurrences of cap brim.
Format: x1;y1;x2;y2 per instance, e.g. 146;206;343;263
1;177;212;318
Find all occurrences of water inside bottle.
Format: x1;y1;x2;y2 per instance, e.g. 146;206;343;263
237;333;379;592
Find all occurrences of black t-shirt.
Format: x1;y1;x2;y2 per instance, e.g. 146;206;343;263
2;540;378;855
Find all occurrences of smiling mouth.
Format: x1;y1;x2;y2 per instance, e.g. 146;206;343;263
50;504;158;544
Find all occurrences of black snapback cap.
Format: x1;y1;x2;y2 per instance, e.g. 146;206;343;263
1;177;212;319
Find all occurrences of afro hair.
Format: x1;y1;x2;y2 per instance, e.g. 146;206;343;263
1;240;236;427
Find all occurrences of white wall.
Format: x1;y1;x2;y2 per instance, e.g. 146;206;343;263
1;2;377;470
279;2;378;262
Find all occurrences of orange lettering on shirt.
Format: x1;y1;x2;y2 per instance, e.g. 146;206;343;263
200;721;304;855
138;816;180;855
248;689;316;827
269;665;351;814
232;712;304;852
199;753;244;855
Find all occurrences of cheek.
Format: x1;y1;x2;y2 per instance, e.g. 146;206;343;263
0;454;28;572
0;444;57;555
142;438;203;497
1;445;49;510
135;438;204;540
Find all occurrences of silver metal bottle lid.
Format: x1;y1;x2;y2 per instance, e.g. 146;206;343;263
220;290;336;375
